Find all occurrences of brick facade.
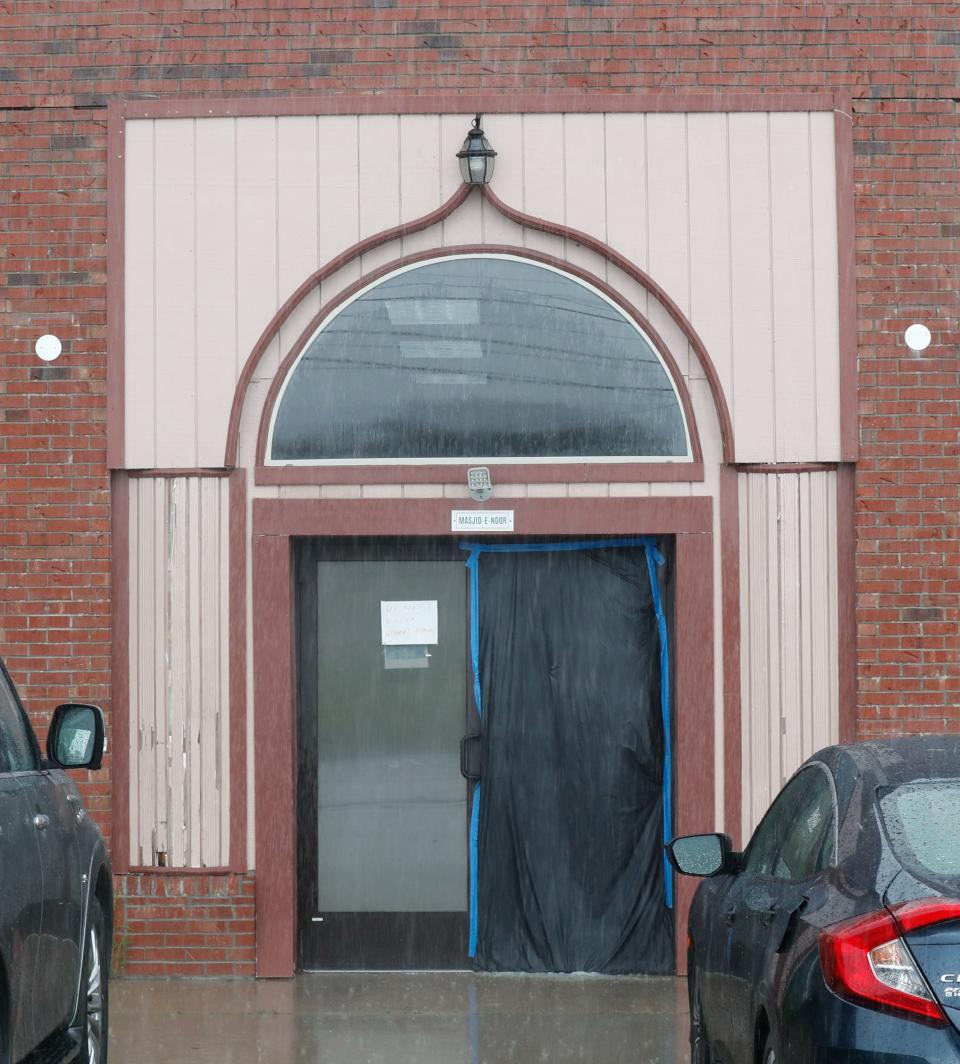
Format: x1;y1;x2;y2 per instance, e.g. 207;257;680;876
2;3;958;975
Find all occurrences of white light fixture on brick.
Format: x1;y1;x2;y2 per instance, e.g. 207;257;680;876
457;114;497;185
904;323;932;355
35;334;63;362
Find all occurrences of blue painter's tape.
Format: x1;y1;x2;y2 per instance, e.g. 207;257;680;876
645;544;673;909
468;780;481;957
465;548;482;957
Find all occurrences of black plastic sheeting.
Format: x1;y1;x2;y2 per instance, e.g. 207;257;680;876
472;547;674;974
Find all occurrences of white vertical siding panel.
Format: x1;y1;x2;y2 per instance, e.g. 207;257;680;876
317;116;360;266
770;114;817;462
275;117;321;382
646;115;691;378
167;479;189;866
810;116;841;459
687;114;731;386
604;114;648;271
399;114;442;255
218;478;232;864
195;118;238;467
521;114;566;259
563;114;606;273
480;115;523;243
200;478;223;865
778;475;802;778
127;486;142;866
798;474;816;756
186;477;203;864
357;115;400;272
153;120;197;467
729;114;775;463
237;118;279;392
152;478;168;862
763;475;783;796
124;122;157;468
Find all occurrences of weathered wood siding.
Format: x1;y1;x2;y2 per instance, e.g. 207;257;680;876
127;475;231;868
738;470;840;839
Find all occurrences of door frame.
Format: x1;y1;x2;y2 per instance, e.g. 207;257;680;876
252;494;715;977
294;537;475;970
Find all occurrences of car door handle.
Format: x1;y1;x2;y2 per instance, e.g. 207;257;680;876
67;795;85;820
33;814;51;831
723;907;737;927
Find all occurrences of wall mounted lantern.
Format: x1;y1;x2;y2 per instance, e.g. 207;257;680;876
904;323;932;355
457;114;497;185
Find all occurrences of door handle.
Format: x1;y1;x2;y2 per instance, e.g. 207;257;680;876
723;907;737;927
33;814;51;831
67;795;85;820
460;734;481;780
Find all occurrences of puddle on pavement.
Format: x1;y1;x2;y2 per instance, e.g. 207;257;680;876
110;972;689;1063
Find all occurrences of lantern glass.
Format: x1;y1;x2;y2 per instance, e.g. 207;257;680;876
457;117;497;185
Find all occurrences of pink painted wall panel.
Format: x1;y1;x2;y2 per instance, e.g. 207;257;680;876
196;118;239;465
123;109;843;469
687;114;731;387
770;113;817;462
123;120;157;469
153;120;197;469
127;475;231;868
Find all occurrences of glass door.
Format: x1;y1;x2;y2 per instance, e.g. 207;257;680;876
296;539;472;969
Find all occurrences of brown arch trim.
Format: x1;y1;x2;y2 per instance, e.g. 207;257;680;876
253;245;705;469
224;182;735;468
222;181;473;467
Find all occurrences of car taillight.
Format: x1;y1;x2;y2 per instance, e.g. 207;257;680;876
819;907;948;1027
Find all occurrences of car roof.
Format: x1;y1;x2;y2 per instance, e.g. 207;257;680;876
811;734;960;790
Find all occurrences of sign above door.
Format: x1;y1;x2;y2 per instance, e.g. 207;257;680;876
451;510;515;533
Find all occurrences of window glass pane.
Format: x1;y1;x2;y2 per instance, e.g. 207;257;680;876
0;668;37;773
271;256;689;462
774;773;834;881
879;782;960;880
743;772;812;876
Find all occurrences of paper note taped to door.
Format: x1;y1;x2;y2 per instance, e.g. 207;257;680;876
380;600;439;646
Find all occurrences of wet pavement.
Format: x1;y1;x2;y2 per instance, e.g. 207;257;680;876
110;972;690;1063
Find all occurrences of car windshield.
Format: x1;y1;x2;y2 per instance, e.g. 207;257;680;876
878;780;960;881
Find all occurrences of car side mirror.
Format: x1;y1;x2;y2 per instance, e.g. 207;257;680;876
665;833;741;877
47;703;105;770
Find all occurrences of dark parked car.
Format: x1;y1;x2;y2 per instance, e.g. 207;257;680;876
0;658;111;1064
668;736;960;1064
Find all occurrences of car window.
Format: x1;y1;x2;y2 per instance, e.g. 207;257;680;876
0;665;38;773
743;772;811;875
879;781;960;880
773;769;835;880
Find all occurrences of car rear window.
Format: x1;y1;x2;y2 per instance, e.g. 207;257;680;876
879;781;960;879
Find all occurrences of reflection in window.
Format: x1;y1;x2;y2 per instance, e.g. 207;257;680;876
269;256;690;463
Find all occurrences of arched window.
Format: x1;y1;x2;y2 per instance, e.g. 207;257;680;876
267;254;691;464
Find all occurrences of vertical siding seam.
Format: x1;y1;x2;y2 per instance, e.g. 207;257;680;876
807;114;820;459
642;114;650;273
684;113;692;322
232;118;240;382
766;114;778;461
725;114;735;423
151;122;158;468
773;475;784;787
192;120;199;468
273;116;280;318
315;115;321;274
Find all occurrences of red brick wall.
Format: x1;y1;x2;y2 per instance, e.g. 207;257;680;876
115;873;255;976
2;3;958;974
